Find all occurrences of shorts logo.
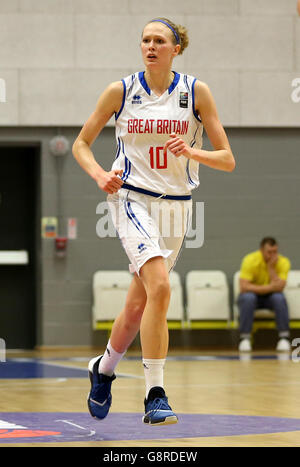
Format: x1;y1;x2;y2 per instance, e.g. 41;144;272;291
179;92;188;108
132;94;142;104
138;243;147;253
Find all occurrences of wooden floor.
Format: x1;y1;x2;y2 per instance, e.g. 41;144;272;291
0;348;300;447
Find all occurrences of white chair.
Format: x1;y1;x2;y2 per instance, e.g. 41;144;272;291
167;271;185;324
92;270;132;328
233;271;275;324
186;270;231;323
284;270;300;319
92;269;185;329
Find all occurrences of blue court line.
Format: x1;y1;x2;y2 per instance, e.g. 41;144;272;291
0;360;141;380
0;360;87;379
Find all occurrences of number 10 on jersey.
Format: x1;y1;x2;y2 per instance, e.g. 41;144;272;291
149;146;167;169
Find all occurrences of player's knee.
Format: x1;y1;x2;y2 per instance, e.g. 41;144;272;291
148;279;171;306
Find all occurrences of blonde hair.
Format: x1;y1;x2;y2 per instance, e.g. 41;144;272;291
145;18;189;55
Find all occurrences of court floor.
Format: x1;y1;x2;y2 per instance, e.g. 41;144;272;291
0;348;300;447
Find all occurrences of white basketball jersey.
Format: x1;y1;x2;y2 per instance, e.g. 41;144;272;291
111;71;203;196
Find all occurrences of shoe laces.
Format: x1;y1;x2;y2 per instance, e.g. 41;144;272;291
147;396;171;414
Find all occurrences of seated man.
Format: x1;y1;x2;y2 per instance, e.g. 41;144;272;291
238;237;291;352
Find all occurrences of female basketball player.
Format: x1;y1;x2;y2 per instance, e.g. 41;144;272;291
73;18;235;425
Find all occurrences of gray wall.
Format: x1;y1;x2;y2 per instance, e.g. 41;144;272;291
0;0;300;127
2;126;299;346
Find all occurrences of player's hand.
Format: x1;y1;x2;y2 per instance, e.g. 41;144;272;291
164;133;194;159
96;169;123;194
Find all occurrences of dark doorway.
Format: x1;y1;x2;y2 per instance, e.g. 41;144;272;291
0;144;40;349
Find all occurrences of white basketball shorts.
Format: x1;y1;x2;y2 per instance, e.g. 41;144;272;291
107;188;192;275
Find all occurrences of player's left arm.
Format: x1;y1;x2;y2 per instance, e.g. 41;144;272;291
164;80;235;172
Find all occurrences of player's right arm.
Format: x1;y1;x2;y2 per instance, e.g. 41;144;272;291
72;81;124;194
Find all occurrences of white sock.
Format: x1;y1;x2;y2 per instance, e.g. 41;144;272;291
143;358;166;399
98;340;126;376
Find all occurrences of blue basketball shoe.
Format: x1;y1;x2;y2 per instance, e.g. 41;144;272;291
87;356;116;420
143;386;178;425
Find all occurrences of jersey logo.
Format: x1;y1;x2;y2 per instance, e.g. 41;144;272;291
179;92;188;108
132;94;142;104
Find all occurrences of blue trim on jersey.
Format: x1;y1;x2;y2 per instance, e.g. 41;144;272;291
139;71;151;95
125;201;151;240
121;155;127;180
121;156;131;182
186;160;197;187
186;126;198;186
189;127;198;149
127;74;136;97
120;138;131;181
115;79;126;120
138;71;180;96
183;74;190;93
192;78;202;122
168;71;180;94
115;137;121;159
171;209;190;272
